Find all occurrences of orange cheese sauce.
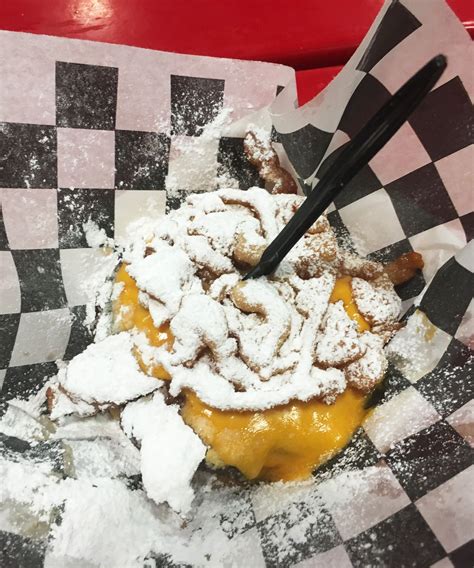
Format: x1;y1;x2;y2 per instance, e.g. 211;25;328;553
181;388;367;481
113;264;370;481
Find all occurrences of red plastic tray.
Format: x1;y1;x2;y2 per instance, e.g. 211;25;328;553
1;0;472;102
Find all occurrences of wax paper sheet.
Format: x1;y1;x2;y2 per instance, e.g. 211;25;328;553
0;0;473;566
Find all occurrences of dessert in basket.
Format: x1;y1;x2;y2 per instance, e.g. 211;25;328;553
45;56;442;513
47;181;422;512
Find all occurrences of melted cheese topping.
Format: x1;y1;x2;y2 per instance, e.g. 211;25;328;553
114;266;371;481
181;388;367;481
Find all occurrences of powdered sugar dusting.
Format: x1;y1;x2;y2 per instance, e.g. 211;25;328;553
127;240;198;326
346;332;388;391
83;219;113;248
48;478;162;567
352;277;401;325
170;294;237;365
315;302;363;367
117;188;401;411
55;333;160;407
121;392;206;513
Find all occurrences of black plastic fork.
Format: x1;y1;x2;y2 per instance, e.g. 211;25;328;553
244;55;447;281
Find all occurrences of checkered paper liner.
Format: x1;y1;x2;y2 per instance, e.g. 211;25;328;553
0;0;473;566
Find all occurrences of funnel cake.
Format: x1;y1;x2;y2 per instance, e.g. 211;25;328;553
108;187;405;482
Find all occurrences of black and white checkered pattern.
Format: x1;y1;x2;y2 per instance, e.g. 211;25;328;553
1;0;473;565
273;1;472;293
269;0;473;564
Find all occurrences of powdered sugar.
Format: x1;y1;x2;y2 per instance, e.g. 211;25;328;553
168;360;346;411
352;277;401;325
83;219;113;249
230;279;292;373
0;447;347;568
219;187;279;240
127;241;198;326
48;478;162;567
170;294;237;365
121;392;206;513
0;404;45;441
182;234;234;275
346;332;388;391
0;457;55;523
315;302;363;367
49;384;97;420
56;333;160;407
66;437;141;479
116;188;399;411
244;125;274;161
